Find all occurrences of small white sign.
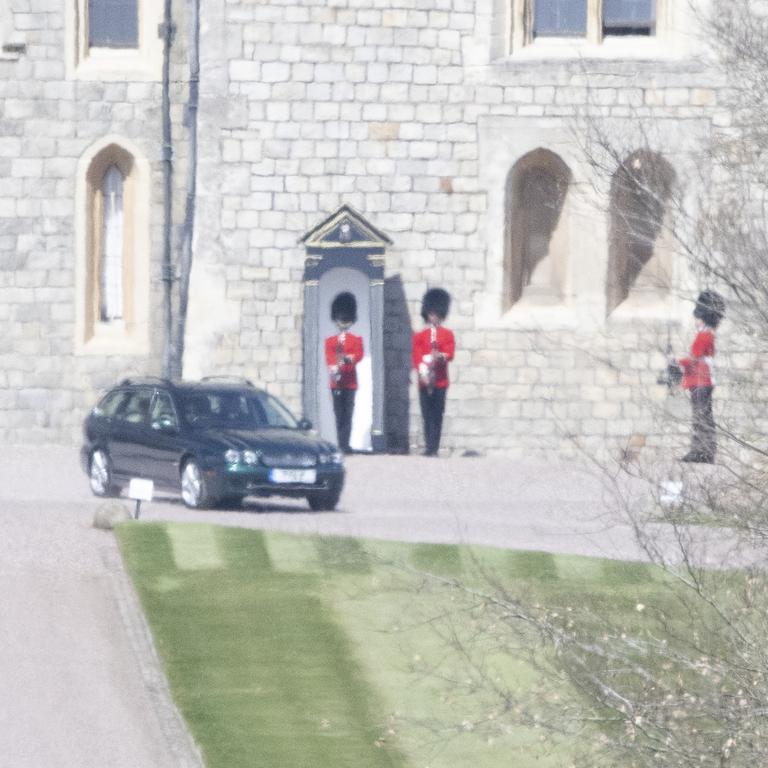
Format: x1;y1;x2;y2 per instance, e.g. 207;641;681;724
128;478;154;502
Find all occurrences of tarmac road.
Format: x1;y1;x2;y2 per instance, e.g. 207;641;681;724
0;443;749;767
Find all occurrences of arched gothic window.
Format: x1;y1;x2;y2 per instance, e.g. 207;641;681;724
505;149;572;308
606;151;675;315
76;137;150;354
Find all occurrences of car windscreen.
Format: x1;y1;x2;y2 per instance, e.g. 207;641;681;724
251;391;298;429
180;390;298;430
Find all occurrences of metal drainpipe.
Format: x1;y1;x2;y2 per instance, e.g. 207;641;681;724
161;0;175;378
173;0;200;381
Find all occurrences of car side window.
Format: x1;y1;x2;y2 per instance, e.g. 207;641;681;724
114;388;152;425
149;391;178;429
95;389;129;417
183;394;212;424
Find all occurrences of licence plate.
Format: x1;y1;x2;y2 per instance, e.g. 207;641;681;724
269;468;317;484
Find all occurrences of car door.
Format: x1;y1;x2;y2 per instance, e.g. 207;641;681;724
140;389;185;489
109;387;154;480
86;388;130;450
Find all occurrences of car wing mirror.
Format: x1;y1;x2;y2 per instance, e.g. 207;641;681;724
297;418;313;431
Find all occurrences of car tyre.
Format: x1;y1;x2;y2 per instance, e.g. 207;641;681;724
180;460;215;509
306;482;342;512
89;449;120;498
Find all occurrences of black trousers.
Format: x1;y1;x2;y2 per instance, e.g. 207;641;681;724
690;386;715;460
332;388;355;452
419;387;447;456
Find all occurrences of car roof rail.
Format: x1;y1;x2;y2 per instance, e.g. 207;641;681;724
199;375;255;387
119;376;176;387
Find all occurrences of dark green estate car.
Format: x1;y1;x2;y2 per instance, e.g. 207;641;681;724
80;378;345;510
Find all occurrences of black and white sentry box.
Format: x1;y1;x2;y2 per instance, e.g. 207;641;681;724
300;205;392;453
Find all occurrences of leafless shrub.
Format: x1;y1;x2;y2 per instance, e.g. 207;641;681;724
387;4;768;765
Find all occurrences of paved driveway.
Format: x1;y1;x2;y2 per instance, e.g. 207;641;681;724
0;443;747;767
0;445;202;768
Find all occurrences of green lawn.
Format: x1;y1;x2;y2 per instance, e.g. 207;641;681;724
117;523;672;768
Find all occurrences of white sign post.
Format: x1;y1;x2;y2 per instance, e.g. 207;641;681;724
128;478;154;520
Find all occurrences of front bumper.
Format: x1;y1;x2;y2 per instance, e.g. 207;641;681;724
207;463;345;498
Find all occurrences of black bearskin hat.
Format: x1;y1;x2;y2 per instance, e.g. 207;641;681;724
693;290;725;328
331;292;357;323
421;288;451;322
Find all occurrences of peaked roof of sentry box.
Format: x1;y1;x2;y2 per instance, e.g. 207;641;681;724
299;204;393;248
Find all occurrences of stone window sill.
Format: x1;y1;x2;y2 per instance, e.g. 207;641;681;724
506;37;682;63
75;326;149;356
72;48;160;82
607;294;677;324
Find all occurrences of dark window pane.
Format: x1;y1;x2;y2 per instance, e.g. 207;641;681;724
88;0;138;48
534;0;587;37
603;0;655;35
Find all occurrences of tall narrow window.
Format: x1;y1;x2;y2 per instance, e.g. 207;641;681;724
534;0;587;37
88;0;138;48
82;143;137;343
76;138;151;354
99;165;125;322
603;0;655;36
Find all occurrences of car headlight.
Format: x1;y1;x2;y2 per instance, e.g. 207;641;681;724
243;449;260;465
224;449;240;465
319;451;343;465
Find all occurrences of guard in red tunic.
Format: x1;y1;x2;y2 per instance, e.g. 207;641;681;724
412;288;455;457
325;292;364;453
671;290;725;463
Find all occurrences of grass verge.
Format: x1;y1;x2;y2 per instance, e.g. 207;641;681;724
117;523;674;768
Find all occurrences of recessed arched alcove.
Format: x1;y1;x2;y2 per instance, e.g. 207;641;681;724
504;148;572;310
606;150;676;316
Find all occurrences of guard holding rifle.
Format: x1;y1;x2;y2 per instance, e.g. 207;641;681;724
325;292;364;454
668;290;726;464
413;288;455;457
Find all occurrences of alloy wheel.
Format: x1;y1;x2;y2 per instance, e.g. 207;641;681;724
181;461;205;508
89;450;111;496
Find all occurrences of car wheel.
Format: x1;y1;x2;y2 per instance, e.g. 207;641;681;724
306;482;342;512
89;449;119;498
180;460;214;509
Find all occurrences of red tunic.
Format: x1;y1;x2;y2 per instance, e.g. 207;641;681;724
679;329;715;389
324;332;364;390
412;325;455;389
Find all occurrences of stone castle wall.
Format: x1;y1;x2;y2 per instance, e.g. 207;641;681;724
0;0;757;459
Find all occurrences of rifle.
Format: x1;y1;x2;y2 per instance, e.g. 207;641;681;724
331;331;346;386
